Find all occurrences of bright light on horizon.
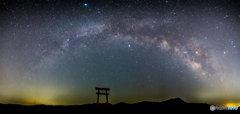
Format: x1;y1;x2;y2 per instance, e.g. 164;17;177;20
225;103;240;107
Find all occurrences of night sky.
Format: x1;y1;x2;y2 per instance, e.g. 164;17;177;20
0;0;240;106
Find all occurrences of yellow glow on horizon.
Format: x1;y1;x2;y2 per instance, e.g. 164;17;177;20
225;103;240;107
0;84;67;105
22;87;65;105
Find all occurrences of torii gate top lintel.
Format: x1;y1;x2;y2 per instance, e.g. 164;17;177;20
96;87;110;91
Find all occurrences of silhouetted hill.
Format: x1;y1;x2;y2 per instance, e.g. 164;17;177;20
161;97;186;105
0;98;239;112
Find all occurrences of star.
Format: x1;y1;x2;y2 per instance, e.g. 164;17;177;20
195;51;199;55
224;51;227;55
66;38;70;42
83;3;88;7
128;44;131;48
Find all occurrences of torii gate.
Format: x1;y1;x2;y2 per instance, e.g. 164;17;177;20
95;87;110;107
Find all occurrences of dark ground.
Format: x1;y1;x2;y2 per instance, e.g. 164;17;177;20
0;98;239;113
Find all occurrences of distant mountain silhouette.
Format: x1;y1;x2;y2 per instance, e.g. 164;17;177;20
0;98;239;112
161;97;186;105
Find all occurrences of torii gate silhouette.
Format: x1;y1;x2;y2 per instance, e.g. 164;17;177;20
95;87;110;107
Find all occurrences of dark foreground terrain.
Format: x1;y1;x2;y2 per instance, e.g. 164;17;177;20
0;98;239;113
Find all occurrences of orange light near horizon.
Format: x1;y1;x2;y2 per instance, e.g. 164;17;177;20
225;103;240;107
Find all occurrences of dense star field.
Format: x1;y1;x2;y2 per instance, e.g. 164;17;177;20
0;0;240;106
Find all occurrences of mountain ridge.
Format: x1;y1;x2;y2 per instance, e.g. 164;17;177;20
0;97;239;112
